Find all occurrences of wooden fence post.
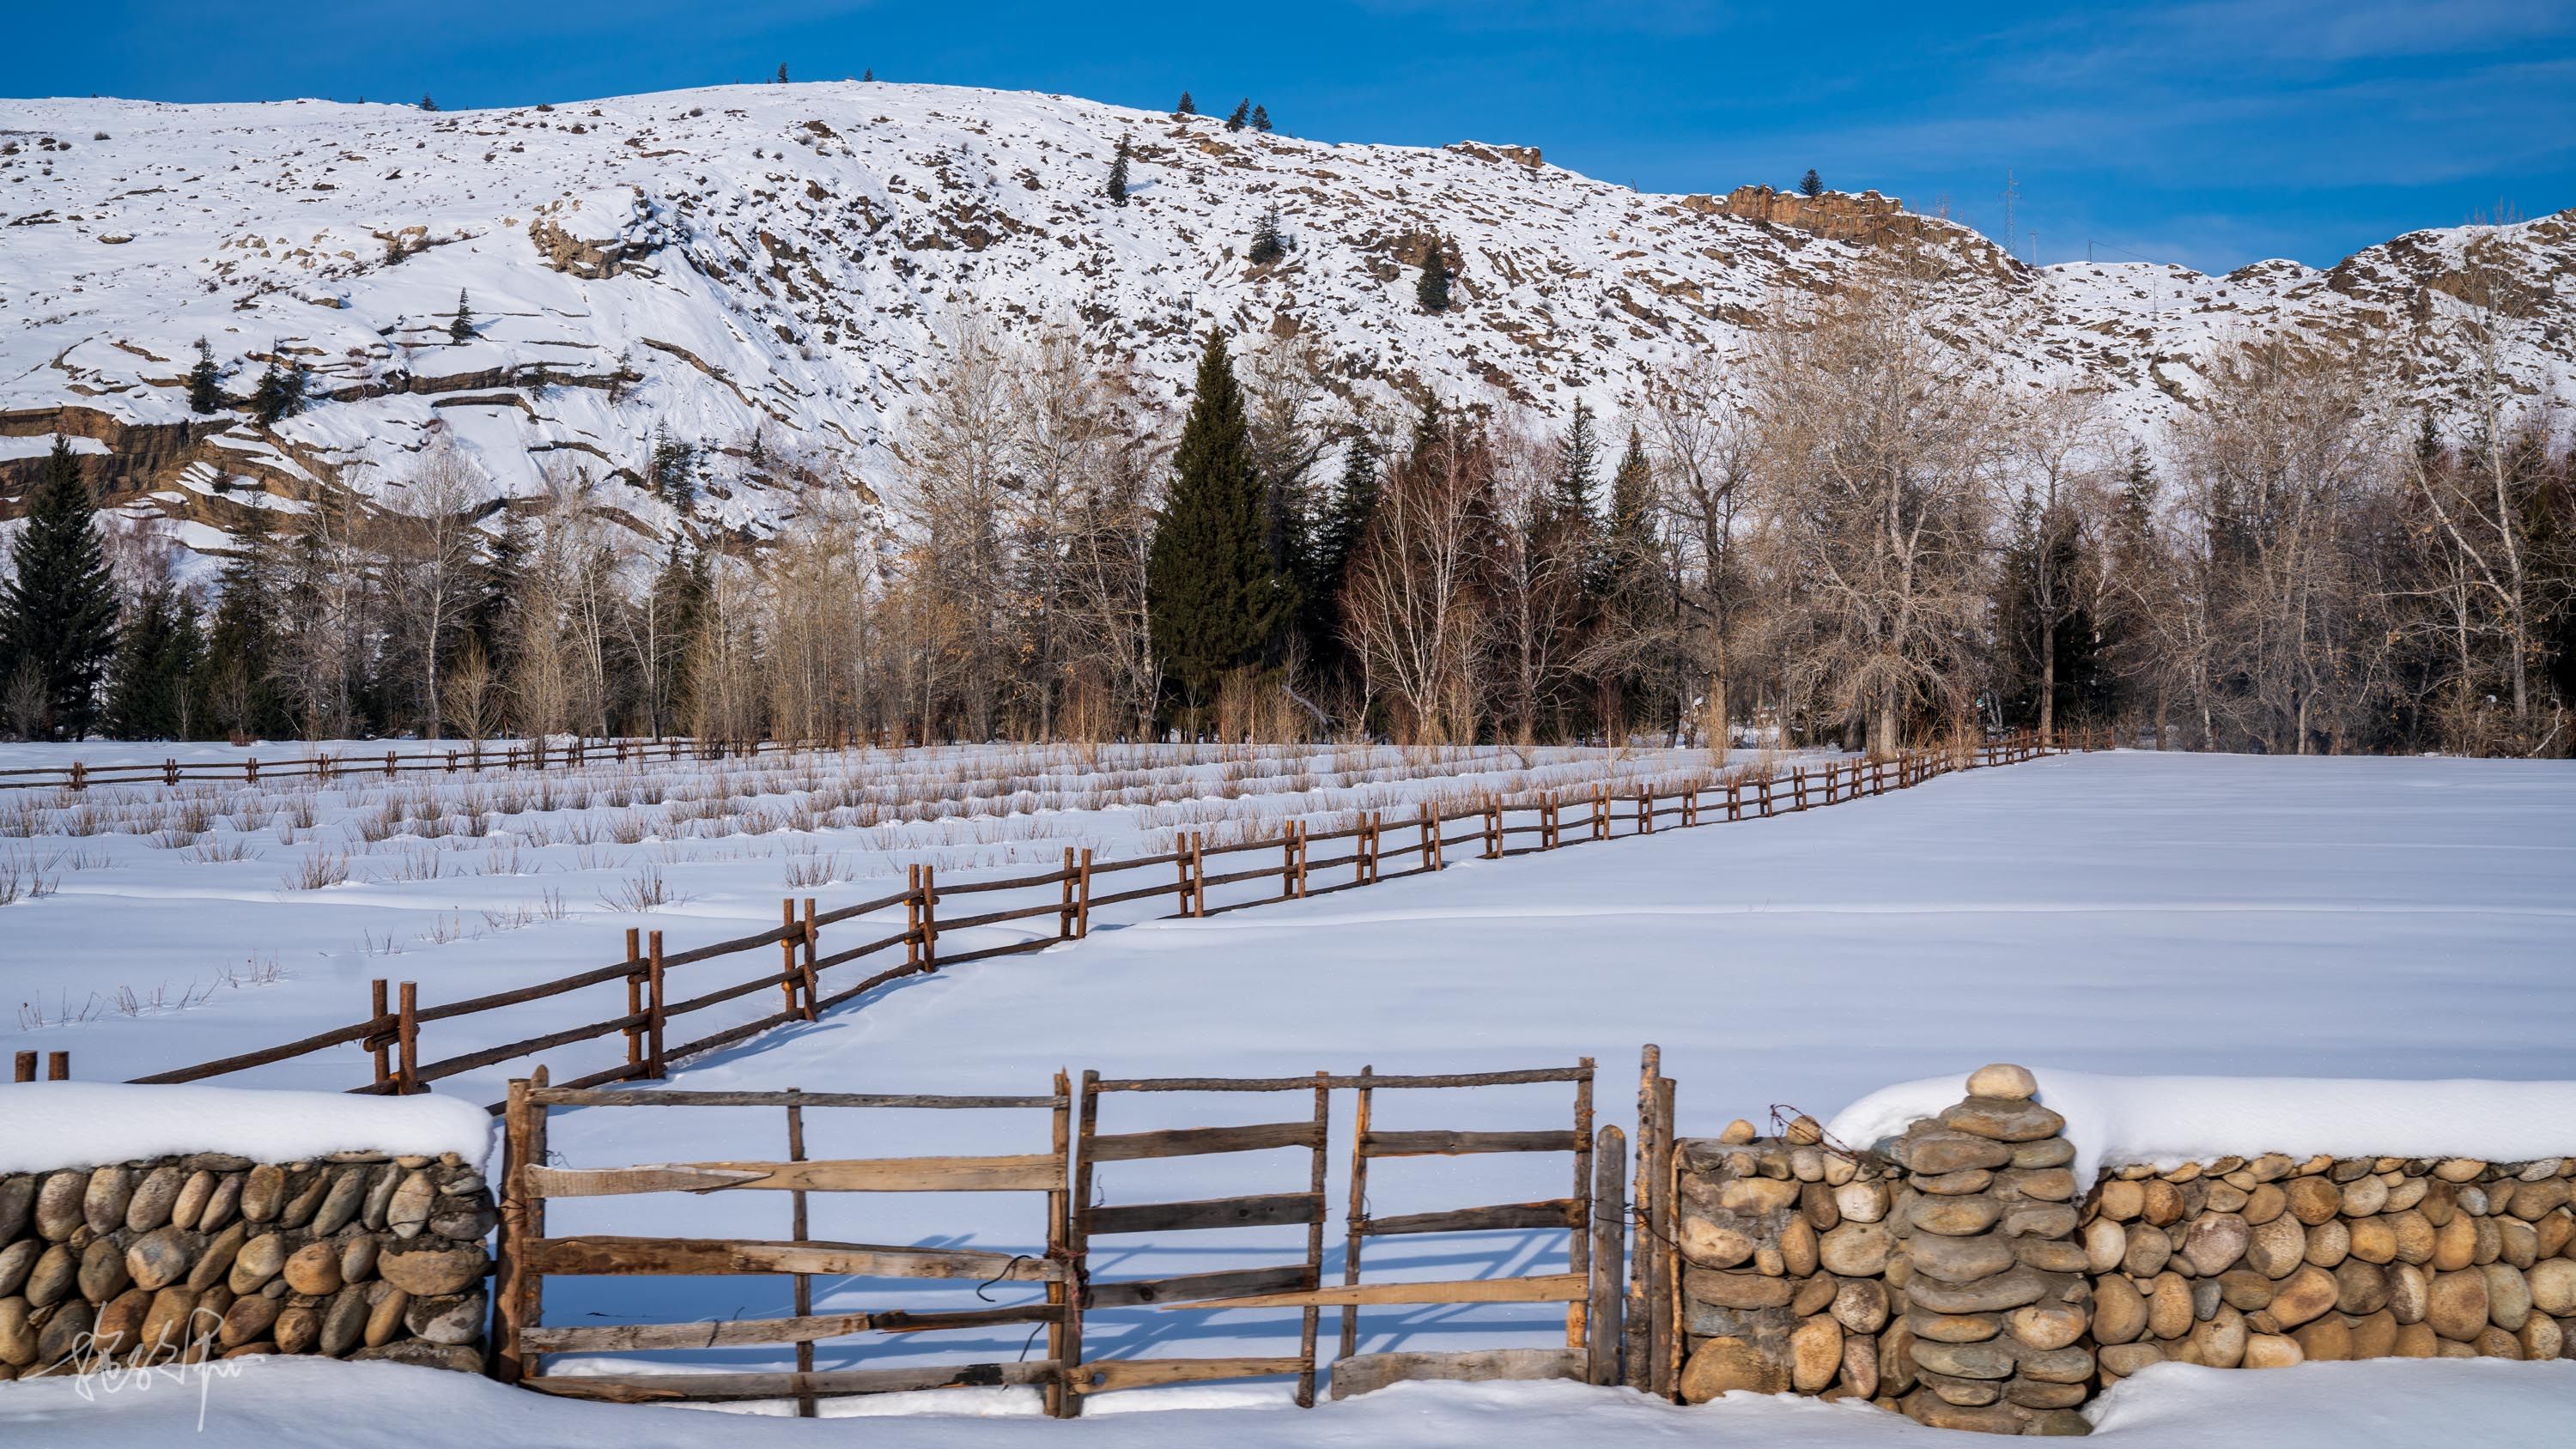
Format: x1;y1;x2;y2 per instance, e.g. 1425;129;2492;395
1076;847;1094;933
800;898;818;1021
395;982;419;1094
778;898;800;1017
623;929;643;1074
164;758;179;786
1062;846;1079;939
12;1051;32;1083
68;761;84;792
646;932;666;1076
369;979;391;1089
46;1052;67;1081
786;1087;817;1417
920;866;941;966
905;865;921;968
1191;833;1206;916
1176;834;1194;917
1589;1124;1627;1385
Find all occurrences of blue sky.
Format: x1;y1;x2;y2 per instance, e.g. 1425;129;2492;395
7;1;2571;272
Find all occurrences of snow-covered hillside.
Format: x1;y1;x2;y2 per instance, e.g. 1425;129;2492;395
2;82;2572;561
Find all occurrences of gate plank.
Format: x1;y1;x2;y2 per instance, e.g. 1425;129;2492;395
1073;1356;1308;1393
1083;1121;1323;1161
520;1302;1064;1354
526;1155;1061;1197
1153;1273;1584;1310
523;1360;1060;1404
1355;1198;1581;1236
1081;1191;1322;1235
1360;1130;1577;1158
523;1235;1064;1281
1082;1264;1315;1308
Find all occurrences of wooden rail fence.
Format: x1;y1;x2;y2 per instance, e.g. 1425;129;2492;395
106;731;2087;1106
494;1057;1643;1414
0;734;872;793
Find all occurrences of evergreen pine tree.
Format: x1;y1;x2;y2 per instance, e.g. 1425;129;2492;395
861;68;874;82
419;94;439;112
1799;168;1823;198
775;63;789;84
1247;203;1285;264
1105;135;1131;207
185;339;224;415
1225;99;1250;131
1146;330;1288;719
1415;233;1452;312
1297;433;1379;665
1552;397;1601;530
249;357;306;426
1250;104;1272;133
0;439;119;739
197;528;285;740
1175;91;1196;116
106;580;204;739
648;423;698;508
449;290;474;343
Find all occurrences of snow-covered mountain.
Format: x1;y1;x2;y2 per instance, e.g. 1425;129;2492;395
2;82;2570;559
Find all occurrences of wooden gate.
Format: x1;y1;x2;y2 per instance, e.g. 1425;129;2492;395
493;1070;1078;1414
1067;1070;1334;1407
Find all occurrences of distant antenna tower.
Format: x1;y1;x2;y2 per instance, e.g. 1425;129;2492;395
2002;169;2019;260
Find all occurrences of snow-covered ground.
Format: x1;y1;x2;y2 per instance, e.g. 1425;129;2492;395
0;741;1762;1091
1;1347;2570;1446
461;751;2573;1411
5;750;2572;1436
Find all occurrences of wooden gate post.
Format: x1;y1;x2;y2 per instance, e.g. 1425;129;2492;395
493;1076;532;1382
1588;1124;1627;1385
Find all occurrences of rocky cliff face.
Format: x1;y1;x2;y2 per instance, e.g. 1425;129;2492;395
0;82;2568;564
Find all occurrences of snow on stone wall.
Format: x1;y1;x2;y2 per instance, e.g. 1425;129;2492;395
1679;1065;2576;1435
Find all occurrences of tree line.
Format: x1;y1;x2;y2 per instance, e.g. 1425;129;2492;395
3;244;2569;756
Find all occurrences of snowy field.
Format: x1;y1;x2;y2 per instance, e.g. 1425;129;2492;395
0;741;1753;1088
3;1355;2572;1449
4;749;2573;1440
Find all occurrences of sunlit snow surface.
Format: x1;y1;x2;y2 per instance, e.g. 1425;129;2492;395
3;750;2570;1427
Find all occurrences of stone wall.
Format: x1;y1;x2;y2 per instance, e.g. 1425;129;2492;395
1675;1064;2576;1435
0;1150;492;1381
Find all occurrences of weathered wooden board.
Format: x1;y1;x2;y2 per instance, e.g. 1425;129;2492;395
521;1359;1060;1404
1083;1121;1324;1161
1072;1356;1308;1394
1157;1273;1584;1311
1328;1348;1583;1401
523;1235;1065;1282
1081;1191;1323;1235
1356;1198;1581;1237
1359;1130;1577;1158
1081;1264;1315;1309
520;1302;1064;1354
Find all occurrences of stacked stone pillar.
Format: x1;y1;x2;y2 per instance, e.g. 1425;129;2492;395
1886;1064;2092;1435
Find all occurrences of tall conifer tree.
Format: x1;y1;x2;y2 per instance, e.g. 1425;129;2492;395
1415;234;1452;312
0;439;119;738
1146;330;1286;719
